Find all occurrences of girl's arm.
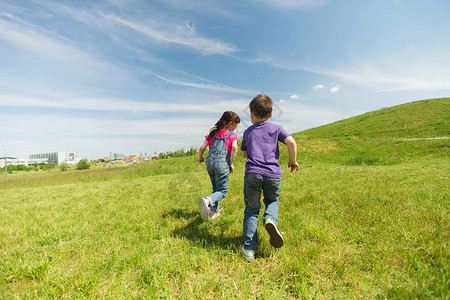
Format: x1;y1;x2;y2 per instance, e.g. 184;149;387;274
199;140;208;162
229;140;238;173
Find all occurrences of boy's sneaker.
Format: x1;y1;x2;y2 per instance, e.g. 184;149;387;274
241;245;255;261
198;198;210;222
264;218;284;248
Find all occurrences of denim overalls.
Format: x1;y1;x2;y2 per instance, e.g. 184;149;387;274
205;131;233;212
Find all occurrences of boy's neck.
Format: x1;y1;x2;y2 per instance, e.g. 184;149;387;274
251;112;272;124
251;116;270;124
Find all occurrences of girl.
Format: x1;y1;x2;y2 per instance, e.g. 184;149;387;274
198;111;240;221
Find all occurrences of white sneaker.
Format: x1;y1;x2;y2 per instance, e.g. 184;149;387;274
241;245;255;261
264;218;284;248
198;198;210;222
210;208;223;220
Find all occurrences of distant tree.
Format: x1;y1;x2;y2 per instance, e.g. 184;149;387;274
60;163;69;172
76;159;91;170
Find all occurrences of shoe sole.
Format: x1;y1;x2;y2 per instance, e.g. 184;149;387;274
265;222;284;248
241;247;255;261
242;254;254;261
198;198;209;222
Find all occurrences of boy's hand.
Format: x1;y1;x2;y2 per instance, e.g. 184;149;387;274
199;157;205;163
288;161;299;172
230;164;235;173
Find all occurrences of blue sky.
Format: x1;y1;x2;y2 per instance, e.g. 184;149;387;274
1;0;449;159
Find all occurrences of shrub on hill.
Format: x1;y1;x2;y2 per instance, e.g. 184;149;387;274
76;159;91;170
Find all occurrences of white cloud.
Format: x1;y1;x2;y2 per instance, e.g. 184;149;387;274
330;86;340;93
290;94;299;99
313;84;325;90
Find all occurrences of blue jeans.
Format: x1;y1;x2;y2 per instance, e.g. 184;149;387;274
243;173;281;251
205;155;230;212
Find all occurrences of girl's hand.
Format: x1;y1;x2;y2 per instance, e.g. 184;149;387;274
199;157;205;163
230;164;235;173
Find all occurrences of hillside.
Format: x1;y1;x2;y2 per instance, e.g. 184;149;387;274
288;98;449;166
301;97;449;139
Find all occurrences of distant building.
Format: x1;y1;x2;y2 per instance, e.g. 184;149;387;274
110;153;125;161
125;155;137;162
0;157;47;167
29;152;78;165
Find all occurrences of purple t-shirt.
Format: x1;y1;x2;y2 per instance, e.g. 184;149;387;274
240;121;290;178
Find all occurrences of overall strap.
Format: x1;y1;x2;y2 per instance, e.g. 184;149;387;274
215;130;234;140
224;130;234;139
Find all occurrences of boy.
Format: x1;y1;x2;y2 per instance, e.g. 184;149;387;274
240;94;299;261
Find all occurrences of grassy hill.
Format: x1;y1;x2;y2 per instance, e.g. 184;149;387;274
287;98;449;167
301;97;449;138
0;98;448;298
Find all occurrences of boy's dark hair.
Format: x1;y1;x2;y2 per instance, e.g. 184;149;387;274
209;111;240;138
249;94;272;119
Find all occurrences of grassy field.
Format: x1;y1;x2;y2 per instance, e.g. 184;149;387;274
0;98;448;298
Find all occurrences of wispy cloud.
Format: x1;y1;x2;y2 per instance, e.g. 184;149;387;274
147;72;257;95
258;58;450;95
252;0;328;10
104;14;237;55
0;94;251;115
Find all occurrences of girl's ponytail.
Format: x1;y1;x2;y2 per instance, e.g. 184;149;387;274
209;111;240;138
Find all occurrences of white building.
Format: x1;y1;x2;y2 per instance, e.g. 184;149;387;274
0;157;48;167
29;152;78;165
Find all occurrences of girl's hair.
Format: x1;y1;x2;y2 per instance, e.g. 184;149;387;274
209;111;240;138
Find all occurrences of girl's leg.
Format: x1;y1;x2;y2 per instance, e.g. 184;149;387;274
209;171;229;211
207;159;229;212
243;173;263;251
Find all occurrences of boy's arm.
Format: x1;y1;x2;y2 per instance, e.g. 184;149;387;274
229;140;238;173
284;136;299;172
199;140;208;162
241;137;247;158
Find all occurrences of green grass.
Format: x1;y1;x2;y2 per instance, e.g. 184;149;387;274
302;97;449;138
0;98;448;298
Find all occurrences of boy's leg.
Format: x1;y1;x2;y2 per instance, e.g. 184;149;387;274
262;176;281;225
243;173;262;252
262;176;283;247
